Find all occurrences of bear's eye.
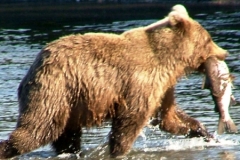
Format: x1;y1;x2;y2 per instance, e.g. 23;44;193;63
204;36;211;43
202;37;211;51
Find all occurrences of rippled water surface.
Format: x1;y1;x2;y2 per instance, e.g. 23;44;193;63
0;5;240;160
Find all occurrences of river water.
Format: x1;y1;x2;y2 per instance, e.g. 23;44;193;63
0;4;240;160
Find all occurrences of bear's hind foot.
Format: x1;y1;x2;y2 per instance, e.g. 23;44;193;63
0;140;19;159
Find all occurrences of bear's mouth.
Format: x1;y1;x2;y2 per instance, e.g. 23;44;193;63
197;63;205;73
197;50;229;73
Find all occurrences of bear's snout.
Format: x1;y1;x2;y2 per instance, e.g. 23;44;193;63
211;42;228;60
216;50;228;60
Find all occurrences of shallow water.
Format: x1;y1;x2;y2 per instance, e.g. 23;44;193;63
0;4;240;160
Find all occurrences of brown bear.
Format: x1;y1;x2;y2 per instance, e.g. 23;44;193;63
0;4;227;159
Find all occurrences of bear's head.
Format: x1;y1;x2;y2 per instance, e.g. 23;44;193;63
145;4;228;71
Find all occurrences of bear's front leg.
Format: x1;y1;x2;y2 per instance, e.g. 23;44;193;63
164;107;212;139
109;105;149;158
152;87;212;139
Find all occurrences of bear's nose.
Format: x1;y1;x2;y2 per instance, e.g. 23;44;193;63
217;50;229;61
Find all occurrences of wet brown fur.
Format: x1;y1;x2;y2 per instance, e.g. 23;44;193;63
0;5;227;159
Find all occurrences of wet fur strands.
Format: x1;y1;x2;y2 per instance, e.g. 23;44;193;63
0;4;227;159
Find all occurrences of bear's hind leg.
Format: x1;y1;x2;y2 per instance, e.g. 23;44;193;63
0;124;63;159
0;105;70;158
0;140;19;158
52;127;82;155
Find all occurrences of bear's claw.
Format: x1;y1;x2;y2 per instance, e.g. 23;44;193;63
187;126;214;141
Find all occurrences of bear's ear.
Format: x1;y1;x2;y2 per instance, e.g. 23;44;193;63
168;5;189;27
145;4;190;32
171;4;189;18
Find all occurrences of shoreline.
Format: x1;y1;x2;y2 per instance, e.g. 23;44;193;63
0;2;240;29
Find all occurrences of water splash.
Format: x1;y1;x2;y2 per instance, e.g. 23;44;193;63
134;128;239;153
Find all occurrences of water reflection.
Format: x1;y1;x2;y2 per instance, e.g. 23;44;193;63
0;6;240;159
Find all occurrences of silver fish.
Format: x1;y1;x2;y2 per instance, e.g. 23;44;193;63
203;57;237;135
